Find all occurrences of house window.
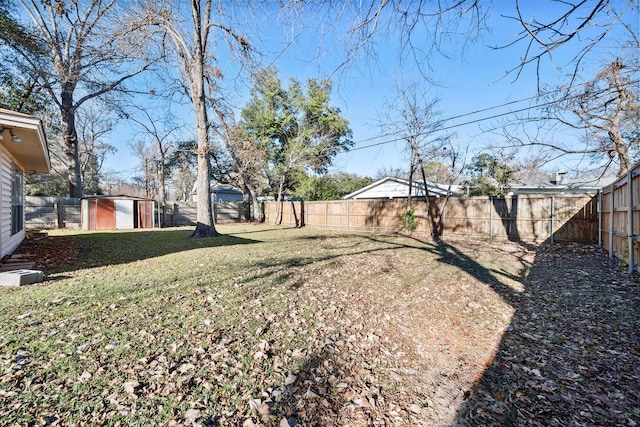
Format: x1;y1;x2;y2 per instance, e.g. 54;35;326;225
11;163;23;235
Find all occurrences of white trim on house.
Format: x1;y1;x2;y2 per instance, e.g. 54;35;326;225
0;109;50;173
0;110;50;259
344;176;462;200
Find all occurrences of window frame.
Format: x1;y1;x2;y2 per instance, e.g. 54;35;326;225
11;162;24;235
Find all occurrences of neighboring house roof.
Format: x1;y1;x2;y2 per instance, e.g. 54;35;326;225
508;174;616;195
0;109;50;173
190;184;244;196
344;176;462;200
82;195;154;201
211;184;243;195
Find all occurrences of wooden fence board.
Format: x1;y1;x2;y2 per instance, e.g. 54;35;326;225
598;166;640;272
265;195;598;244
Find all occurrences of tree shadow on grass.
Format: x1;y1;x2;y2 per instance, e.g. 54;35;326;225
273;233;640;426
23;228;262;275
372;234;639;425
230;232;537;425
452;243;640;426
21;227;638;425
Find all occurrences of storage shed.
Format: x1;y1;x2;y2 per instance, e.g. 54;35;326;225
82;196;156;230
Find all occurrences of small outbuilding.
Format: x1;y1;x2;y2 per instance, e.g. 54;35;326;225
0;109;50;258
82;196;156;231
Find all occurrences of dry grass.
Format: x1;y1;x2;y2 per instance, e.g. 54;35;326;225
0;225;637;426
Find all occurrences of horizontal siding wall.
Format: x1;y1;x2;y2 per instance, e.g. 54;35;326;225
0;145;23;258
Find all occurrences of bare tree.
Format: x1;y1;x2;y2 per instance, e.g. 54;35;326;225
130;139;154;198
279;1;487;80
374;166;408;180
496;57;639;178
3;0;152;198
125;105;181;217
168;148;197;202
76;105;116;194
503;0;639;88
211;116;267;222
569;59;639;176
386;83;462;239
140;0;252;238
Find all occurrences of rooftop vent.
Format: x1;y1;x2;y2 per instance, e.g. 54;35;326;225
556;171;568;185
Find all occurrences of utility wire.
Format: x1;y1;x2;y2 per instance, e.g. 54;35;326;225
347;76;639;150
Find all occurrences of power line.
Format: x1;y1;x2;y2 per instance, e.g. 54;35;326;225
347;76;639;151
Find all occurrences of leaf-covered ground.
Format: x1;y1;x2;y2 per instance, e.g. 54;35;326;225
0;226;638;426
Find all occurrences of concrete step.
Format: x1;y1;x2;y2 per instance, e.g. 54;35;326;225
0;262;35;271
0;269;43;286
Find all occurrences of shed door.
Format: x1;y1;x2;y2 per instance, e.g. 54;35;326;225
138;200;154;228
95;199;116;230
115;200;134;229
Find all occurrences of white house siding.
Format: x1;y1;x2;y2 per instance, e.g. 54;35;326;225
0;144;25;258
347;179;428;199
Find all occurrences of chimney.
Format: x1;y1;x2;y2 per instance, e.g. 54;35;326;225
556;171;568;185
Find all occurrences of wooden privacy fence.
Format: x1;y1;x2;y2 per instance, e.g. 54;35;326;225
25;197;81;229
265;195;598;244
25;197;252;229
600;164;640;272
163;201;252;227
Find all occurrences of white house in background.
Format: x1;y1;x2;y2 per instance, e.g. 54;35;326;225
0;109;50;258
508;171;616;195
344;176;462;200
191;184;246;203
211;184;245;202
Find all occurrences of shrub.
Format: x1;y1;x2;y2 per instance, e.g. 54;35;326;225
401;206;420;231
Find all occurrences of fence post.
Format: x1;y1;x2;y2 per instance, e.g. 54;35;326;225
489;197;493;241
610;186;615;259
598;190;602;247
550;195;555;244
372;200;377;232
303;201;308;226
441;198;445;238
627;171;634;272
55;202;62;229
347;200;350;231
325;202;328;229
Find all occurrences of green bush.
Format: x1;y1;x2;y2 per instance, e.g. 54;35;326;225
402;206;420;231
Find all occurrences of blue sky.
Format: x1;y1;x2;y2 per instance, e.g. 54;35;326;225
102;2;637;181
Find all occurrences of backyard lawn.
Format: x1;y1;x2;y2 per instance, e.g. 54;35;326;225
0;225;638;426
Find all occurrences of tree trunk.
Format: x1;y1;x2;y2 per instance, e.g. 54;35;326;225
190;136;218;238
407;149;415;211
158;159;167;228
274;177;285;225
245;183;263;222
189;51;218;238
61;89;83;198
610;61;632;177
411;139;442;240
